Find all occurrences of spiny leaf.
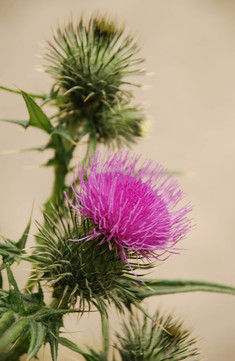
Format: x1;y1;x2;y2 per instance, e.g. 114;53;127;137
16;212;32;250
100;312;109;356
0;118;28;128
137;279;235;299
7;266;25;314
27;321;47;360
59;337;90;357
0;145;48;155
48;332;58;361
21;91;53;133
0;85;47;99
0;213;32;270
6;266;20;292
52;126;77;145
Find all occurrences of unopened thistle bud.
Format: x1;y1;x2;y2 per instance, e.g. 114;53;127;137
33;204;145;312
45;15;145;146
115;311;199;360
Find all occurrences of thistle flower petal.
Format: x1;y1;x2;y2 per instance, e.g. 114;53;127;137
66;151;193;263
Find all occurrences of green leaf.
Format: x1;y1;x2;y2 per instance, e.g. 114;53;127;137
59;337;90;357
0;241;22;271
52;127;76;145
138;279;235;299
0;85;47;99
6;266;20;291
48;333;58;361
27;321;47;360
0;118;28;128
0;145;48;155
0;214;32;271
16;212;32;250
7;266;25;314
21;91;52;133
59;338;99;361
100;313;109;357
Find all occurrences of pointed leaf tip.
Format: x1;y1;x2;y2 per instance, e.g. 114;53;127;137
16;210;33;250
21;91;53;133
27;321;47;360
0;118;28;128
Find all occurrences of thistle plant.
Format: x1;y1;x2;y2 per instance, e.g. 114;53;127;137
0;14;235;361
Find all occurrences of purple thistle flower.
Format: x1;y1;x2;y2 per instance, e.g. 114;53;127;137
65;151;192;265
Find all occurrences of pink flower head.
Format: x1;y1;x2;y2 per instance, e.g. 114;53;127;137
65;151;192;264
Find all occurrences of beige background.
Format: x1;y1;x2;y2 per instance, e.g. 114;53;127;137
0;0;235;360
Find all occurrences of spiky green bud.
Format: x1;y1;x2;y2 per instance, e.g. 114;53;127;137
45;15;145;146
115;311;200;361
32;204;150;313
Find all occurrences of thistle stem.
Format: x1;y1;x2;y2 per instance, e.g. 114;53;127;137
100;312;109;357
83;133;97;166
0;319;28;354
0;312;15;338
137;279;235;298
43;156;69;216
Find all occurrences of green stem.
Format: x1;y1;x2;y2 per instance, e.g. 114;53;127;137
138;279;235;299
0;85;47;100
83;133;97;166
0;319;28;354
0;312;15;337
43;133;74;217
100;312;109;357
44;160;68;215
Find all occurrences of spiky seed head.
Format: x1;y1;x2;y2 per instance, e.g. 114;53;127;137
44;15;145;145
115;311;200;361
32;203;150;312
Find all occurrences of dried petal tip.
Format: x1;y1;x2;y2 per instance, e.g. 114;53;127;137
66;151;193;265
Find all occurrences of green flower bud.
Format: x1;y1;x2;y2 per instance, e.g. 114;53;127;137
115;311;200;361
44;15;145;146
32;204;149;312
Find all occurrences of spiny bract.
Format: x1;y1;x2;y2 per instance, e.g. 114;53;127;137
115;311;199;361
32;204;150;312
45;15;145;146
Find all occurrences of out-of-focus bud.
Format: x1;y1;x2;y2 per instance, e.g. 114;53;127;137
44;15;145;146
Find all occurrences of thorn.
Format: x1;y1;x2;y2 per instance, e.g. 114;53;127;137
153;318;172;336
0;149;24;155
146;72;156;77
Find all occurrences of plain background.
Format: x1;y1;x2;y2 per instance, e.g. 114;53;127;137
0;0;235;360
